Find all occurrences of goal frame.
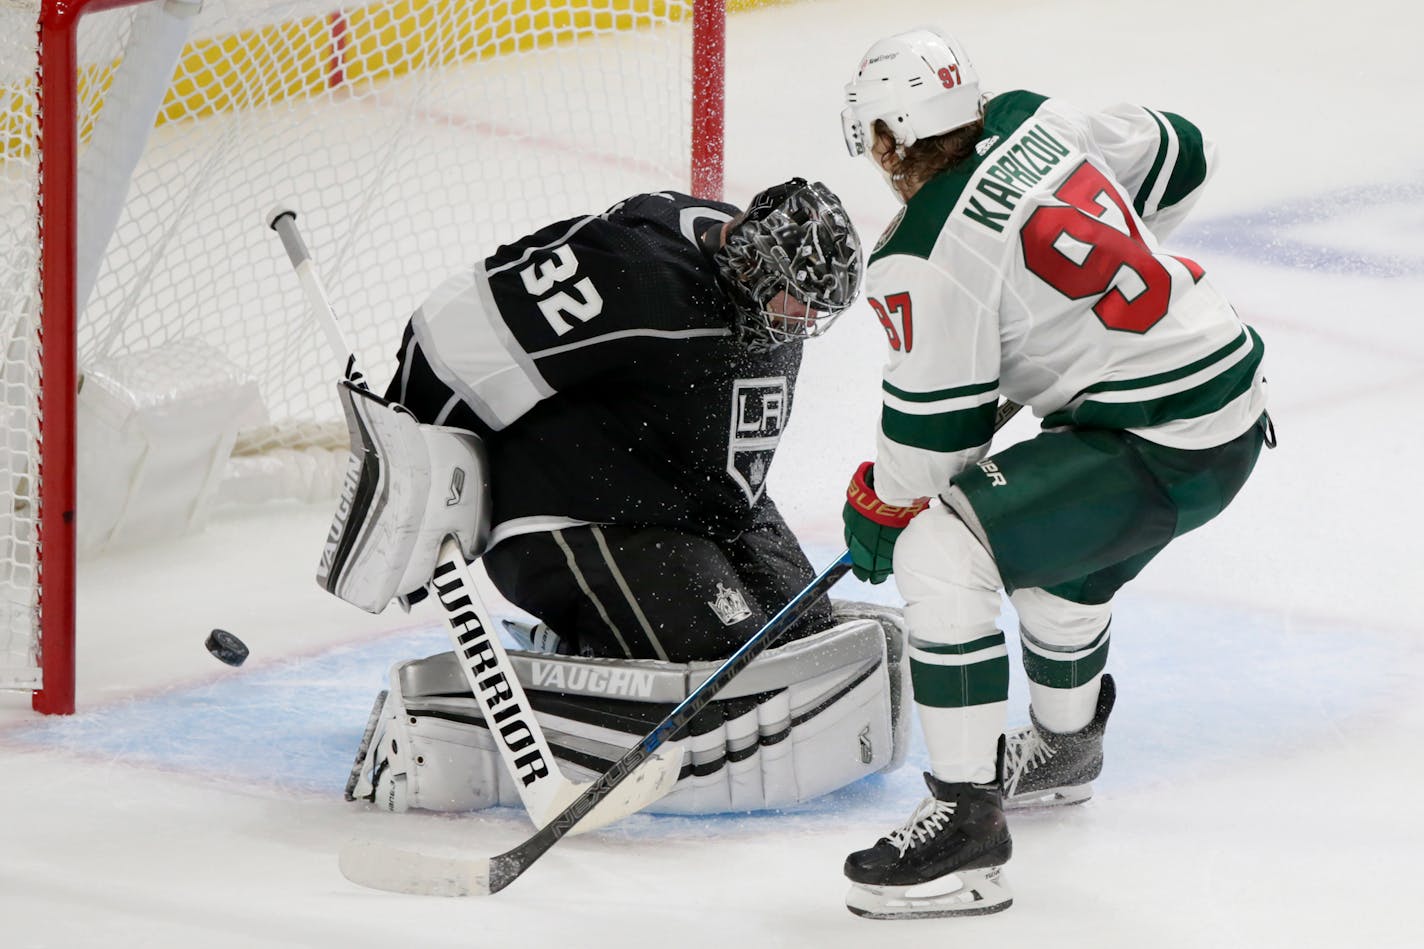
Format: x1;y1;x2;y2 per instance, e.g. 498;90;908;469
26;0;726;714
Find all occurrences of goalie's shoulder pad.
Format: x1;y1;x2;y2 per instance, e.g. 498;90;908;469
317;382;490;613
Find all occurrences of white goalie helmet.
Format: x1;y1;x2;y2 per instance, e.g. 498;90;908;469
842;27;983;157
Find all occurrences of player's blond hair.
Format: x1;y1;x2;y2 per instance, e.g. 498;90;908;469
873;119;984;198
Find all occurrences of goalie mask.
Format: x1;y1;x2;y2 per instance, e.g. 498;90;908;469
714;178;863;351
842;27;983;158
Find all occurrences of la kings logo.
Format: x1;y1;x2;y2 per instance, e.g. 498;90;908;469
708;582;752;626
727;377;788;504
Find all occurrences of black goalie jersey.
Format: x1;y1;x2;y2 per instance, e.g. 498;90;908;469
385;191;806;545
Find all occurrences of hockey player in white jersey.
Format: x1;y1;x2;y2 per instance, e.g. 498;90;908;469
837;27;1274;919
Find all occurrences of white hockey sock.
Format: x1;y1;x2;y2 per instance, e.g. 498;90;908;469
895;508;1008;787
1010;588;1113;733
1028;674;1102;733
919;702;1006;785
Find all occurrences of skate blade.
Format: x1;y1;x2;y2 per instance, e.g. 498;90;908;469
344;689;389;801
1005;782;1092;810
845;867;1012;920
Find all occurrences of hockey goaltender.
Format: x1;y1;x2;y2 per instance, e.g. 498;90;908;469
323;178;916;819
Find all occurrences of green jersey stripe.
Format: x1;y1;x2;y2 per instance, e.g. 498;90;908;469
871;163;974;263
1020;623;1111;662
913;632;1007;656
1025;624;1110;683
911;655;1010;708
884;385;996;419
870;90;1049;263
1020;634;1110;688
1158;110;1210;211
883;399;999;452
985;90;1051;132
1075;328;1249;395
884;378;998;403
1134;108;1172;218
1043;328;1264;430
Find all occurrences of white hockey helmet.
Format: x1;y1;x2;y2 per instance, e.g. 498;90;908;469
842;27;983;157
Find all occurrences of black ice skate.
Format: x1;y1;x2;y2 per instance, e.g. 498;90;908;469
1002;673;1116;809
844;771;1013;919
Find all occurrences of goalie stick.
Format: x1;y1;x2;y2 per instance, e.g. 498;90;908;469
265;205;682;833
336;398;1026;897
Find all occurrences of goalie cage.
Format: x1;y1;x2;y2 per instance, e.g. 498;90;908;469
0;0;727;713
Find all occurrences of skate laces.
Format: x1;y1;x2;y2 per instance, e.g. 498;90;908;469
885;796;958;856
1003;726;1055;795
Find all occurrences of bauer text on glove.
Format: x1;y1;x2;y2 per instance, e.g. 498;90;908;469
842;462;928;584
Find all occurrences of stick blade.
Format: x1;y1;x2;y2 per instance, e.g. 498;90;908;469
338;840;492;897
535;744;684;836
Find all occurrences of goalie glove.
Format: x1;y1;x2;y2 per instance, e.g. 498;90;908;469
842;462;928;584
317;381;490;613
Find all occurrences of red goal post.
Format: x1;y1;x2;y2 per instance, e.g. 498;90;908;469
2;0;726;714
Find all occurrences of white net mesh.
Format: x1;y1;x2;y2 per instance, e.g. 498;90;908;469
2;0;700;695
1;0;42;689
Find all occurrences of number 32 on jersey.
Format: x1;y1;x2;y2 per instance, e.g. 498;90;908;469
519;244;605;334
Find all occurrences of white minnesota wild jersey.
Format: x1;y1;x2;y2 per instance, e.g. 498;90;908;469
867;89;1268;505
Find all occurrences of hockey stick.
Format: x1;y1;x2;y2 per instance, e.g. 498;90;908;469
265;204;366;390
337;398;1026;897
423;535;681;832
266;205;682;832
338;548;852;896
991;398;1025;435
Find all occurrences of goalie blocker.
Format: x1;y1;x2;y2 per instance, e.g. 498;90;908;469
348;602;911;814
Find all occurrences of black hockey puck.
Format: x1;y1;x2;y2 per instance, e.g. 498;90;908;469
205;628;249;667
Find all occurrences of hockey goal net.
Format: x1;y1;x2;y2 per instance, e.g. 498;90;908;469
1;0;724;713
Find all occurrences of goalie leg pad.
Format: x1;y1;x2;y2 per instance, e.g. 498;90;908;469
365;614;904;815
346;660;507;813
832;599;911;770
317;381;490;613
347;673;419;812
